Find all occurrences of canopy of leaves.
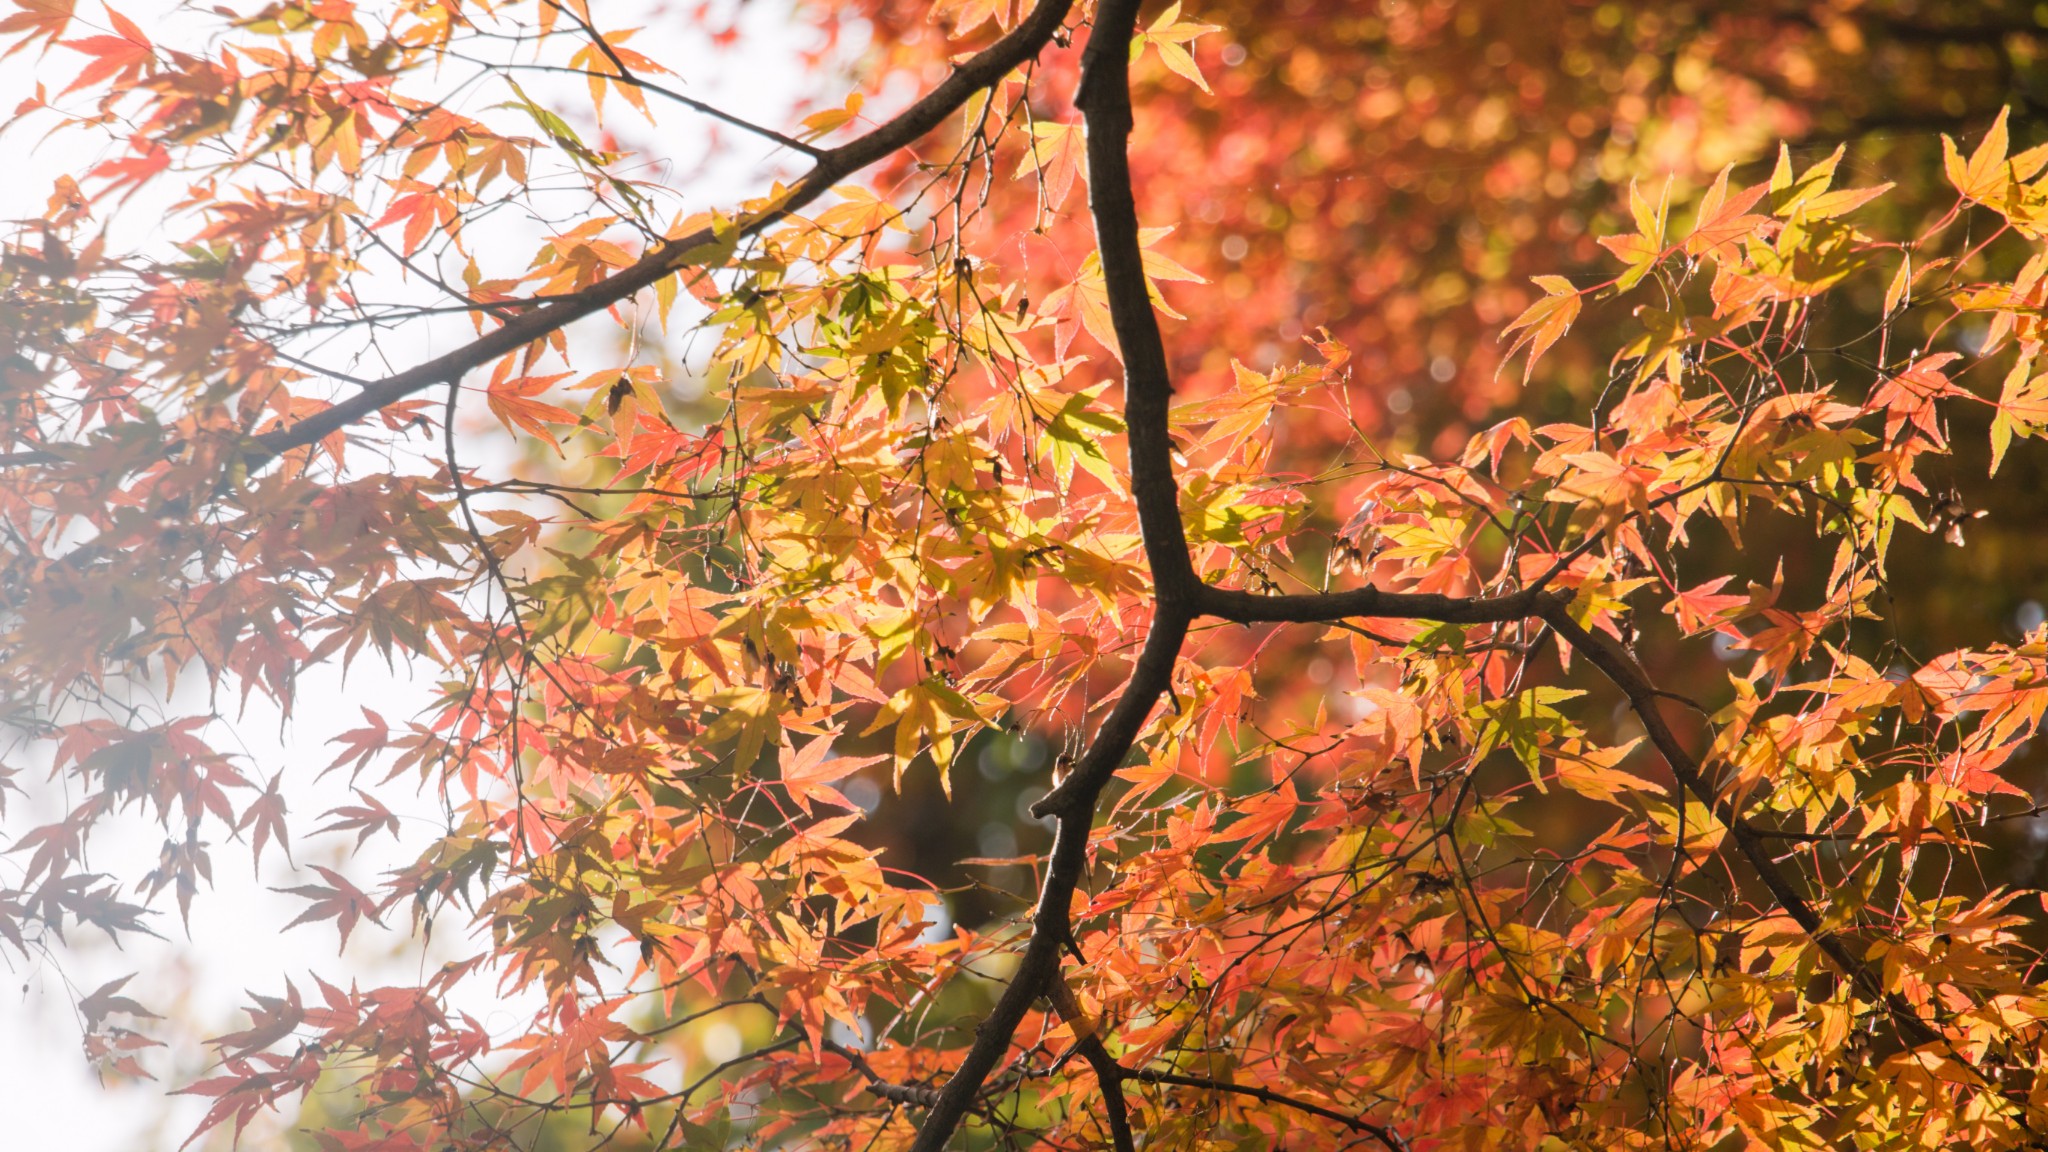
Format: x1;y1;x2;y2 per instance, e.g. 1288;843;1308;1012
4;2;2048;1151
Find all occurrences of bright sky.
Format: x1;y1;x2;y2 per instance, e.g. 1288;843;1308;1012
0;2;840;1145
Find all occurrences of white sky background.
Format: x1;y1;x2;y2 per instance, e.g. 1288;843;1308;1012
0;1;854;1146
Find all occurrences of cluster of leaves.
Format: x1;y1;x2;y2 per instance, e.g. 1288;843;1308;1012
833;1;2044;410
836;0;2048;717
5;2;2048;1152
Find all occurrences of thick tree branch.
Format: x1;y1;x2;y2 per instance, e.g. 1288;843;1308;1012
909;611;1188;1151
916;7;1564;1146
909;4;1183;1147
1072;1034;1137;1152
7;0;1077;472
1197;584;1569;626
1535;604;1943;1049
902;0;1981;1142
1071;0;1197;606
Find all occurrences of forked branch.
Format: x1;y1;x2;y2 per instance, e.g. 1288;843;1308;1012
906;2;1958;1146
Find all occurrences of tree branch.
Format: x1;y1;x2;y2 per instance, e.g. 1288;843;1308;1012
8;0;1077;473
909;612;1188;1151
489;60;825;156
1197;584;1569;626
536;0;824;156
821;1037;947;1109
1534;603;1943;1048
914;7;1563;1146
1072;1033;1137;1152
908;3;1184;1147
1121;1067;1404;1152
1071;0;1196;607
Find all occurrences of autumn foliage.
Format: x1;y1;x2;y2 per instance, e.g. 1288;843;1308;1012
9;1;2048;1150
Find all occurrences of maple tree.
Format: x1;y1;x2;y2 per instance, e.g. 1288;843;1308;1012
9;1;2048;1150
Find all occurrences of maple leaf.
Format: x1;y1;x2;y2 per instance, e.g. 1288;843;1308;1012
1799;181;1893;221
1014;119;1087;209
1552;450;1660;523
174;1054;317;1149
1867;353;1965;448
503;996;640;1097
569;31;665;124
87;137;169;198
1473;686;1587;780
57;6;147;95
813;184;906;238
862;678;986;795
0;0;72;58
275;865;384;951
325;708;391;781
209;984;305;1059
1665;576;1750;639
1043;226;1203;359
797;92;864;142
1214;781;1299;849
603;412;722;482
1612;304;1704;386
370;185;456;258
1552;739;1659;805
1171;359;1277;458
1462;416;1535;473
1757;144;1890;227
57;881;159;946
778;730;882;816
315;789;402;848
1136;2;1222;94
1596;177;1671;291
484;371;577;448
1990;355;2048;475
1683;165;1769;260
1767;142;1841;216
1944;106;2020;206
1500;276;1581;383
77;973;159;1028
235;774;292;872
